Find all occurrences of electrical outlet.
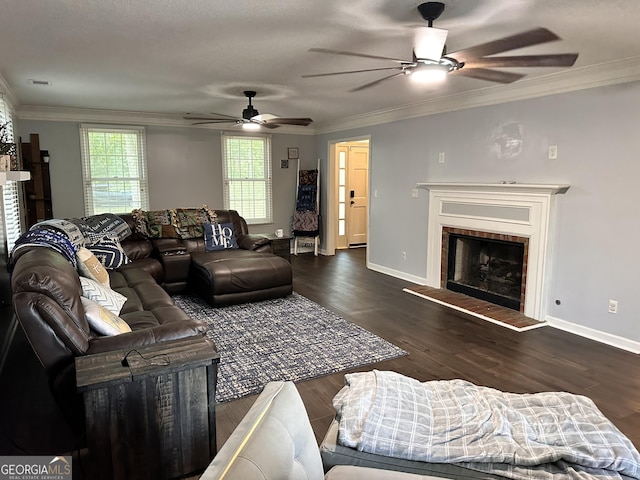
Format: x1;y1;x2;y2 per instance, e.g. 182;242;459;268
401;251;407;260
411;188;419;198
608;299;618;314
548;145;558;160
438;152;445;163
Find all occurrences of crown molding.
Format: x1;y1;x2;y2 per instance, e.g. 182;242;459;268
13;56;640;136
313;56;640;134
14;105;316;135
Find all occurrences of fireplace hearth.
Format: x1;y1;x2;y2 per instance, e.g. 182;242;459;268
446;232;526;311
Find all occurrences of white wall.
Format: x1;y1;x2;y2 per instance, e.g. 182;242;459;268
316;80;640;347
16;121;315;235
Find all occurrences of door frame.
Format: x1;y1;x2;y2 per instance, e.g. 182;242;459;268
326;135;371;258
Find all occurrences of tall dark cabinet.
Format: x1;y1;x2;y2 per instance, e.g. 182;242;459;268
20;134;53;228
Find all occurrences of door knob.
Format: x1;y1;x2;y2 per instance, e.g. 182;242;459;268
350;200;355;205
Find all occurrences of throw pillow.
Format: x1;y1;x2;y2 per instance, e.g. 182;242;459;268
142;209;179;239
77;247;110;286
204;223;239;251
88;237;131;270
80;276;127;315
172;206;217;239
81;297;131;336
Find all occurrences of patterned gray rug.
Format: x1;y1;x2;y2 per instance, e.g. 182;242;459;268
173;292;408;403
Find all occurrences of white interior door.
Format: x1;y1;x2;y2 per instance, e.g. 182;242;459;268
347;146;368;246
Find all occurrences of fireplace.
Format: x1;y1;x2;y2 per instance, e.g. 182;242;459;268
442;228;528;312
419;183;569;320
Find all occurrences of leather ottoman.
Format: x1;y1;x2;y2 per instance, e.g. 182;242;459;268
189;249;293;306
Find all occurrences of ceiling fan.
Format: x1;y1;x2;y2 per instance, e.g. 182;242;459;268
302;2;578;92
184;90;313;129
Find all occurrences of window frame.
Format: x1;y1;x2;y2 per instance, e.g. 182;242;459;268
79;124;149;216
221;132;273;225
0;93;22;256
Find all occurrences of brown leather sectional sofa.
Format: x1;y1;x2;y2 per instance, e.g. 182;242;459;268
10;209;292;432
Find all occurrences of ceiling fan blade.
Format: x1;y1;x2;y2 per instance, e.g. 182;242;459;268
349;72;406;92
302;66;404;78
451;68;525;84
191;120;239;126
187;118;238;123
414;27;448;61
449;28;561;63
308;47;410;63
259;123;280;129
463;53;578;69
262;118;314;126
184;111;240;121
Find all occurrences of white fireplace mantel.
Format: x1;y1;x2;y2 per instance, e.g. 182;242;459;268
420;182;569;320
416;182;570;195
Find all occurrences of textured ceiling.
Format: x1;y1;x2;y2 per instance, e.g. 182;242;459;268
1;0;640;128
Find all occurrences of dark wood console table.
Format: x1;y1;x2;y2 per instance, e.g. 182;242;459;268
76;336;220;480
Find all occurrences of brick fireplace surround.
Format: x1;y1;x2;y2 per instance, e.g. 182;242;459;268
417;183;569;320
441;227;529;313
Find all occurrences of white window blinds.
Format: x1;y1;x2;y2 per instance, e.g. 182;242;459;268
0;93;21;255
79;124;149;215
221;133;273;225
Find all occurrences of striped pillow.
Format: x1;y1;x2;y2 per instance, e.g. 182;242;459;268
80;276;127;315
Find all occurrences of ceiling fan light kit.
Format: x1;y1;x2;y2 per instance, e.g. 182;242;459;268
410;63;450;83
303;2;578;91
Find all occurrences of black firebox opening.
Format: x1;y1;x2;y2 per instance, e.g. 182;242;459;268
447;234;524;311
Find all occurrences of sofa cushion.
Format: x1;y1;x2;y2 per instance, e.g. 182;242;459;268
89;236;131;269
80;276;127;315
204;222;238;251
81;297;132;336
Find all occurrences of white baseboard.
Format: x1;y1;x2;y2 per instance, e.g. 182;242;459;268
367;262;427;285
546;315;640;354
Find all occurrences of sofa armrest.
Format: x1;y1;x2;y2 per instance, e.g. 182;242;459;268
153;238;187;256
86;320;207;355
237;234;271;251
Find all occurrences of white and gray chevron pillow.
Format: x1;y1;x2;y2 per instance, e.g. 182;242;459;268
80;276;127;315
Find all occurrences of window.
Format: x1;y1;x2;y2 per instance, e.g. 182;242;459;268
80;125;149;215
221;133;272;224
0;93;21;255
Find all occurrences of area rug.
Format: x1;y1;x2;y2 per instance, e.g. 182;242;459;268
173;292;408;403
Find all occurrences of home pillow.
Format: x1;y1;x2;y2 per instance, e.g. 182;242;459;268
81;297;131;336
80;276;127;315
88;236;131;270
204;223;239;251
77;247;110;286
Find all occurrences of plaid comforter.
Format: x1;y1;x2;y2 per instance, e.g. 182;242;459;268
334;370;640;480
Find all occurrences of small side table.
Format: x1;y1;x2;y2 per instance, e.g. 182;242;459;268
262;234;292;262
76;336;220;480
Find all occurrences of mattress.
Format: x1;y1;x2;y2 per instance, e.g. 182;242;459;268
320;420;506;480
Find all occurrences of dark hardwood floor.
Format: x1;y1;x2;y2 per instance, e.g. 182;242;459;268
1;247;639;473
220;248;640;449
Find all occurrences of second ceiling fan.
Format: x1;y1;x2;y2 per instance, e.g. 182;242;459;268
185;90;313;129
303;2;579;92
